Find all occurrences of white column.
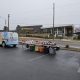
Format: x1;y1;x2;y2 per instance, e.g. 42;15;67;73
64;27;65;36
51;29;52;34
57;28;58;35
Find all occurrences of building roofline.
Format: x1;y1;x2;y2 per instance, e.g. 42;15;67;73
41;24;74;29
18;25;42;28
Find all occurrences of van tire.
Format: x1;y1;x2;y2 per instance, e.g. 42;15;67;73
2;42;6;48
13;45;16;48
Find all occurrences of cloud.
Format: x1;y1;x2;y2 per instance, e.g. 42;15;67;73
0;0;80;30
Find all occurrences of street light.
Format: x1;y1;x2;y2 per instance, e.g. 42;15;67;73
53;2;55;40
8;14;10;31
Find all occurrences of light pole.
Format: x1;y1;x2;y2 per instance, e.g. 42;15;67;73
8;14;10;31
53;2;55;40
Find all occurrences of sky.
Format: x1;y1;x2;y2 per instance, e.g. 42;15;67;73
0;0;80;30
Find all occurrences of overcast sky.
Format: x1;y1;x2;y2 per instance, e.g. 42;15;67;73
0;0;80;30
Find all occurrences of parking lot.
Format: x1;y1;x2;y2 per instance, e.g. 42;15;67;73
0;46;80;80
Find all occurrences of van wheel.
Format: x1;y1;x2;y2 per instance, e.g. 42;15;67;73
2;42;6;48
13;45;16;48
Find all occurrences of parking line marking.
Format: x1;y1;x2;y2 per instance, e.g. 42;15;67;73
28;54;48;62
78;67;80;73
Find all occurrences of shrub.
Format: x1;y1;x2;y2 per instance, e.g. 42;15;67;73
77;35;80;40
55;36;63;39
65;45;69;48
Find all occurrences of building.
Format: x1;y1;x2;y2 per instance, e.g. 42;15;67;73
0;30;4;32
3;26;9;31
41;24;80;37
0;26;8;32
16;25;42;36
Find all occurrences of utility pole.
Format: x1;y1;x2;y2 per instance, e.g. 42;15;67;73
8;14;10;31
53;2;55;40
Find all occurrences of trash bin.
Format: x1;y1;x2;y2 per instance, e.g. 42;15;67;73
30;45;35;51
44;46;49;54
39;46;44;53
38;46;41;53
35;46;39;52
49;47;56;55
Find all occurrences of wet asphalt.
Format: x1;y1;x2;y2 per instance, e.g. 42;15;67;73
0;45;80;80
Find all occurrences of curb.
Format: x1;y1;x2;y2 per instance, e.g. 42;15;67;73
61;47;80;52
57;39;80;42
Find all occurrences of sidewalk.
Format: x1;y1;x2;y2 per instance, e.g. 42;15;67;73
58;44;80;52
61;39;80;42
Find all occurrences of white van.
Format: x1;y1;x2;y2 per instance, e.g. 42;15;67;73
0;32;18;47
